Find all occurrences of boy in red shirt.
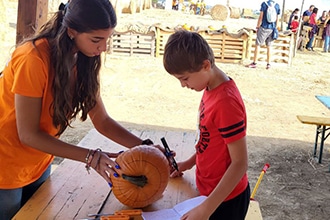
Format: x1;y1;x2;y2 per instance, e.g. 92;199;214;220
163;30;250;220
291;15;299;33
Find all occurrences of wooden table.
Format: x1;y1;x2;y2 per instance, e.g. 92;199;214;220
13;128;262;220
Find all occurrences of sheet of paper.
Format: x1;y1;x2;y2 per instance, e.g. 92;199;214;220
142;209;180;220
142;196;207;220
173;195;207;216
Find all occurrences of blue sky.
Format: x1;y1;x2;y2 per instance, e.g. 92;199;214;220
205;0;330;12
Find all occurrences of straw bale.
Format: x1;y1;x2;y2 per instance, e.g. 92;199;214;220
210;4;229;21
241;8;254;18
229;6;241;19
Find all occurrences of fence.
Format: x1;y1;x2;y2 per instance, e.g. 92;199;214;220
106;25;295;65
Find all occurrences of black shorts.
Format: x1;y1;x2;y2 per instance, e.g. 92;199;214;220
209;183;251;220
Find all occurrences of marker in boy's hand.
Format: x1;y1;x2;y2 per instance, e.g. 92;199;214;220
160;137;179;171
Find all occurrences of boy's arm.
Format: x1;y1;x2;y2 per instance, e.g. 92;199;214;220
170;152;196;178
181;137;248;219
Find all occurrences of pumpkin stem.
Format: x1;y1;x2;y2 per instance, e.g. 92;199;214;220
122;174;148;187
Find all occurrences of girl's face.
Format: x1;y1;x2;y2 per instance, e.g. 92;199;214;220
69;28;114;57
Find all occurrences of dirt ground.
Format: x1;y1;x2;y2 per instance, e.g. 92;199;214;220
1;3;330;220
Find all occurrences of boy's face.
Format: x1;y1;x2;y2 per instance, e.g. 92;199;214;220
172;64;210;92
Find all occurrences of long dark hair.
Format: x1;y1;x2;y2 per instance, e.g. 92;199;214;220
23;0;117;136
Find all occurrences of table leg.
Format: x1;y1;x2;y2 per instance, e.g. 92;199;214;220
313;125;320;158
318;125;326;163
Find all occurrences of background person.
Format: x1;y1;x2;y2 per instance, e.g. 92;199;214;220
302;5;315;25
306;7;319;51
323;13;330;52
246;0;281;69
287;8;300;30
318;10;327;24
291;15;300;33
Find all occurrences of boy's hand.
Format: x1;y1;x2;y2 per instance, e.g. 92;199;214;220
180;204;211;220
170;161;190;178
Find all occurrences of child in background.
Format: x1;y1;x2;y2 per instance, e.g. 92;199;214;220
287;8;300;30
290;15;299;33
163;30;250;220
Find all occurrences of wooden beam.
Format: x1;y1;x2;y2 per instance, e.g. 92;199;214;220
16;0;48;44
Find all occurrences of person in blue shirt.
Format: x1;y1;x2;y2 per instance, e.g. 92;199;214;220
246;0;280;70
302;5;315;25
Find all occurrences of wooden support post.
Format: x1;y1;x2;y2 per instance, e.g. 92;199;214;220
155;27;160;57
246;30;253;61
16;0;48;44
288;33;294;66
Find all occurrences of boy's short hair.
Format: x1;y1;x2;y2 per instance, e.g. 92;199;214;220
294;15;298;20
163;30;214;75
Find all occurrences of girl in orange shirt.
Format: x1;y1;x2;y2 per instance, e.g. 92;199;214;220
0;0;155;219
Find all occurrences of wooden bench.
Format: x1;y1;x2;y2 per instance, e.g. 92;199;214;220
297;115;330;163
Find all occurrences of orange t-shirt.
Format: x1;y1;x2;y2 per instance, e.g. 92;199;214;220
0;38;57;189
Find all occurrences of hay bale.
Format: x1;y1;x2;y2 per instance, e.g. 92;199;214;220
210;4;229;21
229;6;241;19
143;0;152;10
242;8;254;18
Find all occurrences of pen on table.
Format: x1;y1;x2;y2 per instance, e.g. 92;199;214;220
87;212;113;218
160;137;179;171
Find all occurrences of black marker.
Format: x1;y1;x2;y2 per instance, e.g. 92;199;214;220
161;137;179;171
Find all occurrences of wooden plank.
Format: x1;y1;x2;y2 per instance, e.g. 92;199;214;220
13;160;82;220
297;115;330;126
16;0;48;44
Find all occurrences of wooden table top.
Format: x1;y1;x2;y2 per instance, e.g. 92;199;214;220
13;128;262;220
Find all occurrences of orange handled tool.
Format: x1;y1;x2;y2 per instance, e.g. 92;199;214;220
250;163;270;199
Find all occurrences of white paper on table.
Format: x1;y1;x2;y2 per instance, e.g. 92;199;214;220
142;196;207;220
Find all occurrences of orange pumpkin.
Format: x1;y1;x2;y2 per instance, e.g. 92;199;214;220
110;145;170;208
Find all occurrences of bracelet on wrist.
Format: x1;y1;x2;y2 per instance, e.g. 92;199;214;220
85;148;102;174
141;139;154;145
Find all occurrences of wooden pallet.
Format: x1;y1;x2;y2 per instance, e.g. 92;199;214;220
106;26;294;66
247;33;294;65
200;30;248;63
155;27;249;64
107;31;156;57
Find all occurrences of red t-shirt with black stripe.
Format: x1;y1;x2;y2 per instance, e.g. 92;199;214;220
195;79;248;201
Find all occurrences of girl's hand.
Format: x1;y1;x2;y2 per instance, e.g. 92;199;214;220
91;150;121;186
106;150;124;158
